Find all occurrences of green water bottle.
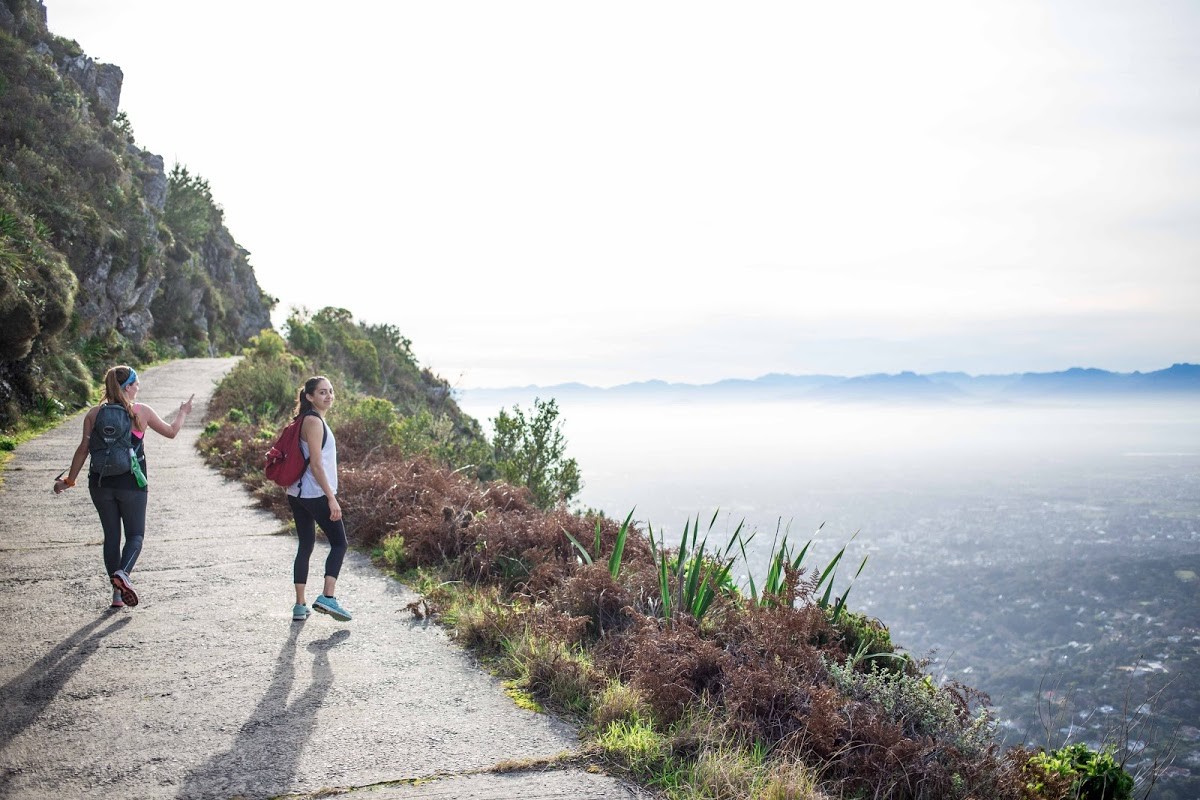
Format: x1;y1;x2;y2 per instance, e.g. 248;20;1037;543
130;448;147;488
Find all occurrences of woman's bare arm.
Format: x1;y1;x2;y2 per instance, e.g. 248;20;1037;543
136;394;194;439
54;407;96;492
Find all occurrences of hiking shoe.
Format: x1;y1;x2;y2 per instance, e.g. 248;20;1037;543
110;570;138;607
110;589;124;609
292;603;310;621
312;595;351;621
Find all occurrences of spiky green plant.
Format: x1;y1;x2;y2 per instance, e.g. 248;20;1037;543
563;507;635;580
739;519;867;622
647;510;742;623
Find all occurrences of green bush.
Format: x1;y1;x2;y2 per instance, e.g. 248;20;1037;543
396;408;471;466
1027;743;1133;800
245;328;287;359
207;352;306;424
323;395;407;462
823;656;996;758
832;609;908;673
346;338;381;385
284;313;324;355
163;163;219;245
491;397;582;509
378;534;406;571
337;395;398;431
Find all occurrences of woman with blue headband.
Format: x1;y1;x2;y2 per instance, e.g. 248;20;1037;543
53;365;194;608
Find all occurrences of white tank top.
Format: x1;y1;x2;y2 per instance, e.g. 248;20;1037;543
286;416;337;498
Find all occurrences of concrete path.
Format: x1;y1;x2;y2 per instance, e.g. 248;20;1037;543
0;358;649;800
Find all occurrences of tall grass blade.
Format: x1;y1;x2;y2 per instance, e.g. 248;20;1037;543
696;557;736;617
673;517;693;614
562;528;594;566
658;549;672;620
792;522;824;572
830;554;869;621
608;508;635;579
816;529;861;609
684;544;705;614
763;519;783;596
674;516;693;576
719;520;745;560
737;536;759;603
791;541;810;570
816;545;846;608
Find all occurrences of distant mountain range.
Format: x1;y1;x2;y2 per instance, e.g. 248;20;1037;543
456;363;1200;406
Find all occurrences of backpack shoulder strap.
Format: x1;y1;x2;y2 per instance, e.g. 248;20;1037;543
303;410;328;448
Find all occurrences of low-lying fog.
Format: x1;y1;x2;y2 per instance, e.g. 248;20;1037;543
461;397;1197;550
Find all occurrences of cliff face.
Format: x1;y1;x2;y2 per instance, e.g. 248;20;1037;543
153;219;276;355
0;0;273;426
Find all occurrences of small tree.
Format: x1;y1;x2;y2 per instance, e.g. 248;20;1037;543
491;397;582;509
164;163;221;245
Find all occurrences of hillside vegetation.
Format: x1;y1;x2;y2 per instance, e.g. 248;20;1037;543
0;0;271;430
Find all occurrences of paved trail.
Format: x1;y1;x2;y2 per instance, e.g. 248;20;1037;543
0;358;648;800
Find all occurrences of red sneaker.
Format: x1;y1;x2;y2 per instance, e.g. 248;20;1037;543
110;570;138;607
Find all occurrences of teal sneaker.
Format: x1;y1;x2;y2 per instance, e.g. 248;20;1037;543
312;595;352;621
292;603;310;621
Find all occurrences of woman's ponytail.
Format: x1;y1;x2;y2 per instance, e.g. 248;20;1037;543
293;375;327;418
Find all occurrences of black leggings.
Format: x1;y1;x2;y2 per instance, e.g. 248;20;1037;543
288;494;347;585
89;486;147;576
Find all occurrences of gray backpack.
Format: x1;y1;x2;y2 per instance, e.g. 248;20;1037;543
89;403;137;478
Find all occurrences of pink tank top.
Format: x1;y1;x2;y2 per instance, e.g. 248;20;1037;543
131;403;145;439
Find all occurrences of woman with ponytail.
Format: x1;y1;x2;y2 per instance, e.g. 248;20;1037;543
287;376;352;622
53;365;194;608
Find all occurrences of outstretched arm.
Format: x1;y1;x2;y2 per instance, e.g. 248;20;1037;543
138;394;194;439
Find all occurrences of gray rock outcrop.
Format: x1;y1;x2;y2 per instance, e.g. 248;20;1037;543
59;54;124;122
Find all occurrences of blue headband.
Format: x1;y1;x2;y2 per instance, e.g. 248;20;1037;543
121;369;138;388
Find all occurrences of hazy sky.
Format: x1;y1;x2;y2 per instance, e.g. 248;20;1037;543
44;1;1200;388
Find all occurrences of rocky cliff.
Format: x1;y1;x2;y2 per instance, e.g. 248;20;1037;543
0;0;273;427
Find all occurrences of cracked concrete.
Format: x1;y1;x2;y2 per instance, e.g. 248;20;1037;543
0;358;651;800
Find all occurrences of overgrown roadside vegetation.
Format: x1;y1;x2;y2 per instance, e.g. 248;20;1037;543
197;324;1149;800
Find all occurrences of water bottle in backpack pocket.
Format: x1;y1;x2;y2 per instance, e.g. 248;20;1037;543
130;447;148;487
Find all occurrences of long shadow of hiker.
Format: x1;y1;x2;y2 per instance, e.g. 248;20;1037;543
176;627;350;800
0;613;132;798
0;613;132;744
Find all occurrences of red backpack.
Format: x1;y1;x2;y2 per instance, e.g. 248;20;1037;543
263;411;326;488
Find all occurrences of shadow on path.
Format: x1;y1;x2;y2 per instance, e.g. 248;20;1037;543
0;613;132;743
176;626;350;800
0;613;132;797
